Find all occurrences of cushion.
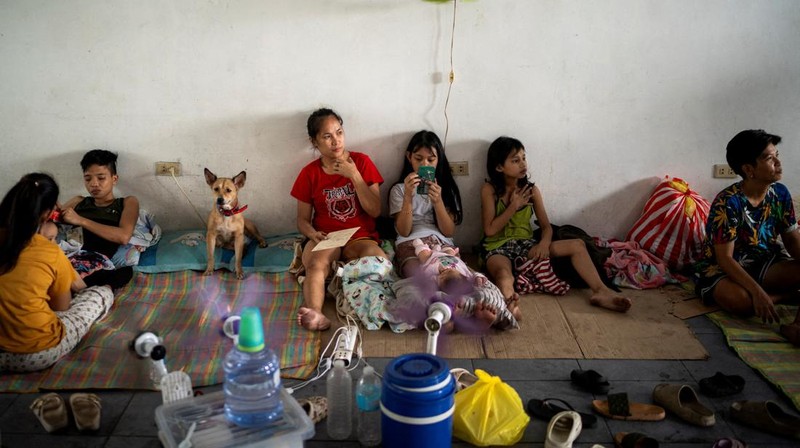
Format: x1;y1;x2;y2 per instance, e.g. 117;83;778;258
135;230;300;274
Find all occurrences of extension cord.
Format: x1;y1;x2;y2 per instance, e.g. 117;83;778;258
333;325;358;367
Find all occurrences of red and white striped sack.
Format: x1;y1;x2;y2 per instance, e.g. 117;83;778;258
625;176;710;271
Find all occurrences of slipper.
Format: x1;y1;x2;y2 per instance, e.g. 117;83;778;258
652;383;715;427
712;437;747;448
451;368;479;392
592;393;665;422
544;410;582;448
613;432;659;448
571;369;610;395
730;400;800;439
297;396;328;424
527;398;598;428
699;372;745;397
29;393;68;433
69;393;101;431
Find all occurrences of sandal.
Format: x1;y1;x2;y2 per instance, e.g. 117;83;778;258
699;372;745;397
450;368;479;391
297;396;328;424
592;392;665;422
527;397;598;428
69;393;101;431
30;393;69;433
614;432;659;448
571;369;610;395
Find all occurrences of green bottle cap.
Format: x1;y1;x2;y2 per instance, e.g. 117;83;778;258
237;307;265;352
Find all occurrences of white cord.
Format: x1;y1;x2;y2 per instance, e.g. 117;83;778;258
168;168;207;228
442;0;457;149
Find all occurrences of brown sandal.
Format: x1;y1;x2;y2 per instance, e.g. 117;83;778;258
30;393;68;433
69;393;101;431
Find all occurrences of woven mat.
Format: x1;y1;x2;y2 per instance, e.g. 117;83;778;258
0;271;319;392
706;305;800;412
326;285;708;360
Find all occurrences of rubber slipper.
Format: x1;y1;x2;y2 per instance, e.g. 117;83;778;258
69;393;101;432
592;393;665;421
613;432;659;448
730;400;800;439
451;368;478;392
711;437;747;448
545;410;582;448
699;372;745;397
527;397;598;428
571;369;610;395
29;393;68;433
652;383;715;427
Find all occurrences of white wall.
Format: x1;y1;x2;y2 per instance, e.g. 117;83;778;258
1;0;799;249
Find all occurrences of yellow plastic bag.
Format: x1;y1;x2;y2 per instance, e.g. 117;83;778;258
452;369;530;446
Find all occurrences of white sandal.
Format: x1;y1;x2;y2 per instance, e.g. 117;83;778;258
30;393;69;433
450;368;478;391
69;393;101;431
297;396;328;424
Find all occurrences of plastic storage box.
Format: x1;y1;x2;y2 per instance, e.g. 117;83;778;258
155;388;314;448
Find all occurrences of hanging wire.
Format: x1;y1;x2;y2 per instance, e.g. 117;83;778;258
442;0;457;149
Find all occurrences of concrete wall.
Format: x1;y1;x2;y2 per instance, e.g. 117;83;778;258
2;0;799;248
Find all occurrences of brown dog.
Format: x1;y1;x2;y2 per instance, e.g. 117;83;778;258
204;168;267;279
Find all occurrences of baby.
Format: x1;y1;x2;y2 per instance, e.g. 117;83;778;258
39;220;87;293
412;239;520;330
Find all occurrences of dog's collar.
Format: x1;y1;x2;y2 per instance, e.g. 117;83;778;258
217;204;248;217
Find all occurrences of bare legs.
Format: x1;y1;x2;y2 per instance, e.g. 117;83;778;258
297;239;386;331
486;239;631;313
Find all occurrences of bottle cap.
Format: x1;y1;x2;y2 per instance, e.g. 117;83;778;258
334;359;345;369
237;307;265;352
363;365;374;376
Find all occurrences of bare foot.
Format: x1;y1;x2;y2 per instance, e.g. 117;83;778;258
780;323;800;346
589;289;632;313
297;307;331;331
474;302;497;329
505;292;522;321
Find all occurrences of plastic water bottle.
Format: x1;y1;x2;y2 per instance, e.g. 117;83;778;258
327;359;353;440
223;307;283;427
356;366;382;447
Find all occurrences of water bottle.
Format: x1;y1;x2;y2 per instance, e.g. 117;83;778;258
223;307;284;427
327;359;353;440
356;366;382;447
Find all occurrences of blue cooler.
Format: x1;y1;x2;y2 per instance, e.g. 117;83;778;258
381;353;454;448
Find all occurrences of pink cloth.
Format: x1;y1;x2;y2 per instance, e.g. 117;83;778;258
597;238;686;289
514;257;569;295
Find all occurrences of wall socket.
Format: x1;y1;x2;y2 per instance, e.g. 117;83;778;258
450;161;469;176
713;164;737;179
155;162;182;176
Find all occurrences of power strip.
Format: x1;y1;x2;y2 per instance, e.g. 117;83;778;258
333;325;358;367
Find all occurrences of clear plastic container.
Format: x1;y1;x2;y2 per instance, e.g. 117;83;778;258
155;388;314;448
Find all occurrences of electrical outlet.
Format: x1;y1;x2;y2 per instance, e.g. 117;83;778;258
155;162;182;176
713;164;737;179
450;161;469;176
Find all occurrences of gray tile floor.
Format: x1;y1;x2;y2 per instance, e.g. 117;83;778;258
1;315;799;447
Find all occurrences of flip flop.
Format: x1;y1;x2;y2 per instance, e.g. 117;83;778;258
592;393;665;422
527;398;598;428
29;393;69;433
69;393;101;432
614;432;659;448
571;369;610;395
699;372;745;397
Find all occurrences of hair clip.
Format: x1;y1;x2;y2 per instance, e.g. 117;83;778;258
49;210;61;222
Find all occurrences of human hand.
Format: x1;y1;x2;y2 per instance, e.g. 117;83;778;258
60;208;82;226
403;172;420;198
310;231;328;244
527;242;550;261
427;181;442;205
333;157;358;180
510;184;532;210
752;288;780;324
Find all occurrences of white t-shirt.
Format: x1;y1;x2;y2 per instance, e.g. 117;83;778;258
389;183;454;246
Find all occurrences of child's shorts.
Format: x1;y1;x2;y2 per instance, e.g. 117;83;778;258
395;235;452;272
695;253;789;305
485;239;537;264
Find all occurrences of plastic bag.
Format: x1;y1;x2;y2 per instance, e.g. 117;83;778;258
452;369;530;446
626;176;710;271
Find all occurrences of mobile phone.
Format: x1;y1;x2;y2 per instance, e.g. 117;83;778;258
517;177;532;188
417;166;436;194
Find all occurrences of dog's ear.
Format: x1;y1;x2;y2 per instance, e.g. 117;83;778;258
233;171;247;189
204;168;217;186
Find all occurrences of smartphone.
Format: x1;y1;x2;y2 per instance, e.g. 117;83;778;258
517;177;533;189
417;166;436;194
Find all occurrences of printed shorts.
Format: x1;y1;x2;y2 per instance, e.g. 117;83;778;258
695;253;790;305
485;239;538;266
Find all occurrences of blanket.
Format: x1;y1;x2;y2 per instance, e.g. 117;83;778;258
0;271;319;392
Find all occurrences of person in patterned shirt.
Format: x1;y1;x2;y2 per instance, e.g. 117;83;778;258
694;129;800;346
